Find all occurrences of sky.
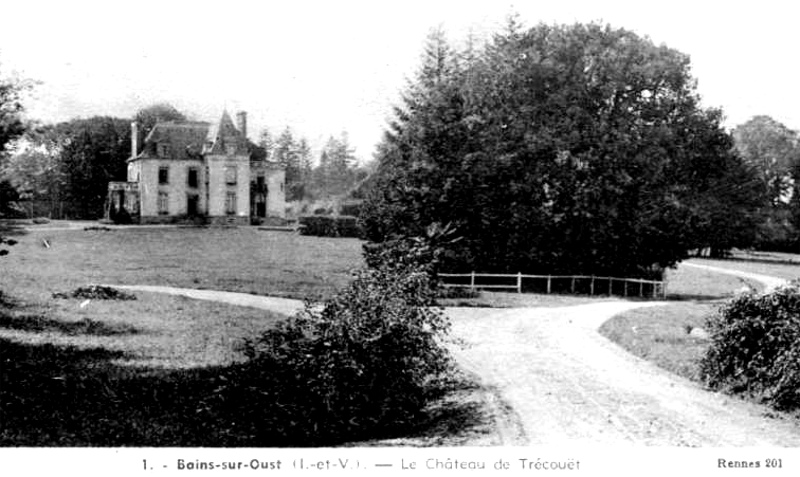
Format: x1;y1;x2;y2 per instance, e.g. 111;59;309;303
0;0;798;162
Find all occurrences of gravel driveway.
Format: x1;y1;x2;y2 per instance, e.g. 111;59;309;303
448;301;800;446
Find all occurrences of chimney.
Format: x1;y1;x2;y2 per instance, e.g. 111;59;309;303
131;121;139;158
236;111;247;139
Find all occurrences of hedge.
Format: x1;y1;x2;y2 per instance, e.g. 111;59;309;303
701;282;800;411
298;215;361;238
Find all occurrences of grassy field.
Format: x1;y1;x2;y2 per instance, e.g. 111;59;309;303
3;225;364;302
686;257;800;281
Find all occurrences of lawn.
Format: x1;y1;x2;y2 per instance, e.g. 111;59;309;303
0;224;367;445
686;257;800;281
3;225;364;302
600;255;800;385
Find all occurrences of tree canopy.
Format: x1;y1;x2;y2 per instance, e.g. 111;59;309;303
733;116;800;206
362;22;763;278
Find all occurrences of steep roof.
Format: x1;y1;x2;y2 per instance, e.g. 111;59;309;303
132;111;283;167
205;110;247;155
136;121;210;160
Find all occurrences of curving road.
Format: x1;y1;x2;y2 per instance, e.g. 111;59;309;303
112;264;800;446
448;302;800;446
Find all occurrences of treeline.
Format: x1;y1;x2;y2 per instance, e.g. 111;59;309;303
0;102;367;220
361;21;771;279
731;116;800;252
1;103;187;219
258;128;368;202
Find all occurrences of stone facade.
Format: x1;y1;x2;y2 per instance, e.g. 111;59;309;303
106;111;285;225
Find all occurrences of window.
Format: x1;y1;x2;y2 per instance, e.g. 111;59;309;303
226;143;237;155
187;168;198;188
225;166;237;185
159;144;170;157
158;192;169;215
256;174;265;189
158;166;169;185
225;192;237;215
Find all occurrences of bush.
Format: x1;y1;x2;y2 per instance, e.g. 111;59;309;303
299;215;361;238
52;285;136;301
700;283;800;410
240;263;453;444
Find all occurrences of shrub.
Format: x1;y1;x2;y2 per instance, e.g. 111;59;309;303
299;215;361;238
700;282;800;410
52;285;136;301
240;263;453;444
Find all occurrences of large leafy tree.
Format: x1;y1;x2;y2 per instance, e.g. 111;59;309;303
1;128;64;218
732;116;800;251
0;62;29;254
0;70;27;157
133;103;187;156
58;117;131;218
733;116;800;206
363;22;763;277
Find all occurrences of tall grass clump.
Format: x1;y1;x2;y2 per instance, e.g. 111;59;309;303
701;282;800;411
240;231;454;444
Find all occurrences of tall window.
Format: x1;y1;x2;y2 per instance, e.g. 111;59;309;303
158;166;169;185
225;166;237;185
159;144;170;157
187;167;198;188
225;192;237;215
158;192;169;215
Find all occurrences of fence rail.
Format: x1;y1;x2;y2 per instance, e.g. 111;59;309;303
439;272;666;299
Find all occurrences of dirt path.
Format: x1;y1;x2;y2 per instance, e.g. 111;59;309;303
108;284;304;317
682;262;788;291
448;302;800;446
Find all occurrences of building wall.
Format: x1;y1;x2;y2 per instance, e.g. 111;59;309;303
266;168;286;218
206;154;250;219
136;158;206;218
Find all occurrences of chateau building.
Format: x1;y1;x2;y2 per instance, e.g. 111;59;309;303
106;111;285;225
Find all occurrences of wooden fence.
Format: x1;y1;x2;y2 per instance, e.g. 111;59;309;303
439;272;667;299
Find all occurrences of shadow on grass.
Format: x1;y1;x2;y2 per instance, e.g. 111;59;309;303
0;314;140;336
0;221;29;237
666;294;731;302
0;337;479;447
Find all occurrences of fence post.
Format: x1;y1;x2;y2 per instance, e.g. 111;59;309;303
639;281;643;298
571;277;576;294
624;281;628;297
517;272;522;294
608;277;612;296
470;271;475;291
590;276;595;296
547;275;552;294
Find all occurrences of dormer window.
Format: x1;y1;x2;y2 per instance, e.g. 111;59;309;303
226;143;237;155
159;143;170;157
